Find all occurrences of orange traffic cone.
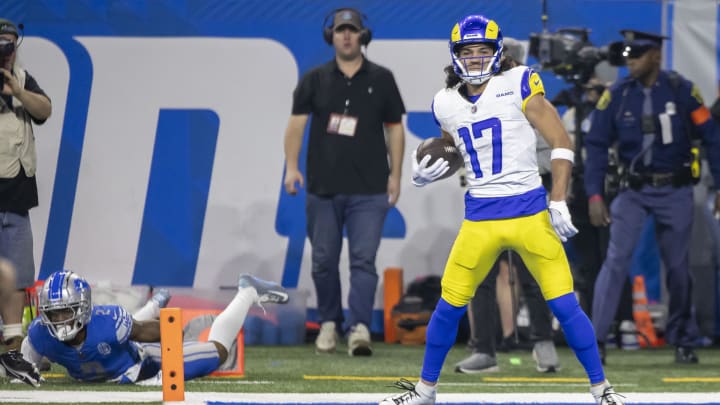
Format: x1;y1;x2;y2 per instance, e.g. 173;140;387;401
632;275;662;348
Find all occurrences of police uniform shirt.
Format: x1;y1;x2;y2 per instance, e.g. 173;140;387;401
584;70;720;196
291;58;405;196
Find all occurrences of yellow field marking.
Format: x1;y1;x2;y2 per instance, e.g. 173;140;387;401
40;373;66;379
304;375;417;381
303;375;588;383
663;377;720;383
482;377;587;383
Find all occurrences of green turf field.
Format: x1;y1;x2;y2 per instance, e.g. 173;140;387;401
3;343;719;394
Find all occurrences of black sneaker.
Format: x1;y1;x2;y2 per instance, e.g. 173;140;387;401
675;346;699;364
497;334;521;352
0;350;42;387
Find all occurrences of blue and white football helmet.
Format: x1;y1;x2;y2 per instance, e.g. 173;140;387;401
38;271;92;341
449;15;504;85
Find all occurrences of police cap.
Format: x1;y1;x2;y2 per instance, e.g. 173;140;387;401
620;29;667;58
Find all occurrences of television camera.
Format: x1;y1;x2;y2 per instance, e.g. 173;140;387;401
528;27;625;85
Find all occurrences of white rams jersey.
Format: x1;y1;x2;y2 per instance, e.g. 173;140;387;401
432;66;544;199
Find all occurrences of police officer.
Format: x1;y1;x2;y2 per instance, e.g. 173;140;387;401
584;30;720;364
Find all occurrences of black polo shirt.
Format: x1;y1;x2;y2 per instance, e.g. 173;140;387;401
291;58;405;196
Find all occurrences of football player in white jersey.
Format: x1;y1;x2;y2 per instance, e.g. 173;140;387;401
20;270;288;384
380;15;624;405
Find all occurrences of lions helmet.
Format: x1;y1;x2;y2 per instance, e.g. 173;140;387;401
450;15;503;85
38;271;92;341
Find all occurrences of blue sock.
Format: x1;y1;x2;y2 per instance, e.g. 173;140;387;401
420;298;467;383
547;293;605;384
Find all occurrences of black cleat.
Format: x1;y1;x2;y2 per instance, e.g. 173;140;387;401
0;350;42;387
675;346;699;364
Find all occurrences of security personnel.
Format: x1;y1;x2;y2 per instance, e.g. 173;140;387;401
584;30;720;364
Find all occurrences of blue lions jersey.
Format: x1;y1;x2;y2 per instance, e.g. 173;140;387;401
27;305;146;382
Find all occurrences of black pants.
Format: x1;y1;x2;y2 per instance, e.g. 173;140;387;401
569;196;634;324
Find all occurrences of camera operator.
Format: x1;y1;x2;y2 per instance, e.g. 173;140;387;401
0;17;51;352
584;30;720;365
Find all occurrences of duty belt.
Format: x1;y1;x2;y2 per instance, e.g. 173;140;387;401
644;172;674;187
625;171;676;189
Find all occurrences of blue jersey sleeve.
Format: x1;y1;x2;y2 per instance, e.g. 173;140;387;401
94;305;133;344
26;318;50;356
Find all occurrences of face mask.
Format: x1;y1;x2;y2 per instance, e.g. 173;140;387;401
0;38;15;57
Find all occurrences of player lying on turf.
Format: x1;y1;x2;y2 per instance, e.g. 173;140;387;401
20;270;288;384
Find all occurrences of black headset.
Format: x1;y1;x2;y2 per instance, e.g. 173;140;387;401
322;8;372;46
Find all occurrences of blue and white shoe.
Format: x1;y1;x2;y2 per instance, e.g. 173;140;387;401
238;274;289;304
150;288;171;308
379;379;435;405
592;382;625;405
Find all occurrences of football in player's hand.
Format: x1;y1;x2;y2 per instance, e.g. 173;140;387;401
416;137;463;180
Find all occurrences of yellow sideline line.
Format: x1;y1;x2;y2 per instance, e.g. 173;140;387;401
663;377;720;383
40;373;65;379
303;375;589;383
304;375;417;381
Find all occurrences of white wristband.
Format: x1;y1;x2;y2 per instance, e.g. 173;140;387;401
550;148;574;163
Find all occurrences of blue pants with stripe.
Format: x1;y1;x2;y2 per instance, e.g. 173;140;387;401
592;184;700;347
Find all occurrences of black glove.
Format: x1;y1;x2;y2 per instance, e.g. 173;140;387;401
0;350;42;387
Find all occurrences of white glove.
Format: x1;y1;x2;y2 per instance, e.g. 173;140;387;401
548;200;579;242
411;149;449;187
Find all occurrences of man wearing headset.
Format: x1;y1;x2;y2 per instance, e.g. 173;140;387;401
282;8;405;357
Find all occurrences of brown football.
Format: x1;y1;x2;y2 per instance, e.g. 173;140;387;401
415;137;463;180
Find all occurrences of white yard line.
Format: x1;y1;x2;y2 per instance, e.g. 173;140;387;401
1;391;720;404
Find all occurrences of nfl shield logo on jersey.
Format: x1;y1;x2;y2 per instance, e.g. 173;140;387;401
97;342;111;355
